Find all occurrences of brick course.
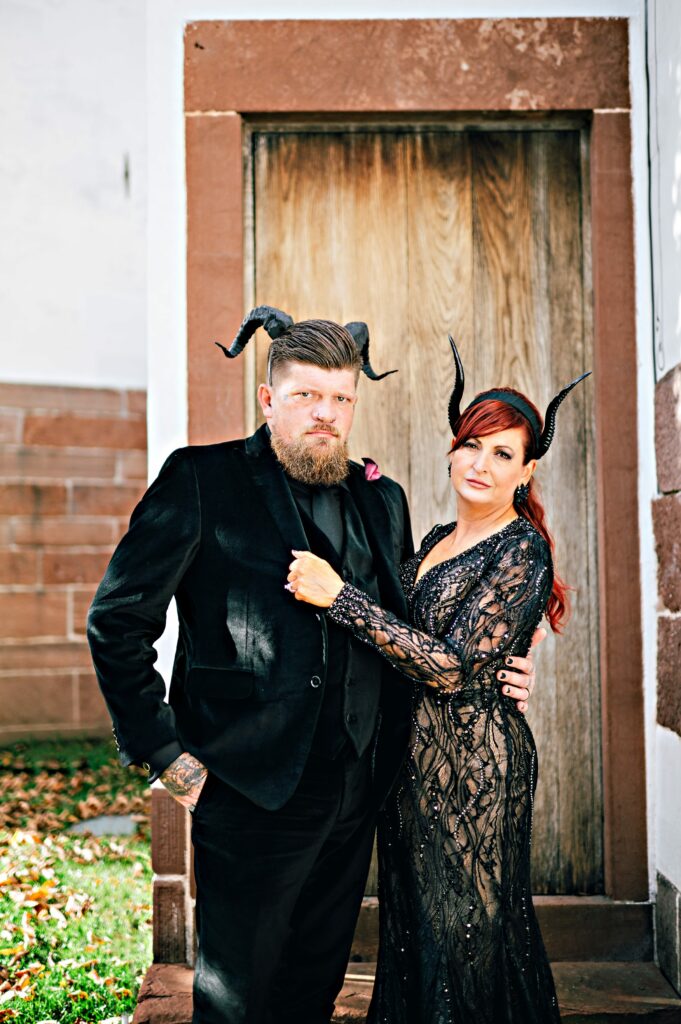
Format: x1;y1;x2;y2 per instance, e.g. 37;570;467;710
653;494;681;614
0;382;147;743
0;483;67;516
71;482;146;517
658;617;681;736
152;880;188;964
655;366;681;495
151;788;190;876
23;413;146;451
654;366;681;744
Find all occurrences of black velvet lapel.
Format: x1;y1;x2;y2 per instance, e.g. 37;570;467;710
345;465;408;619
243;425;310;555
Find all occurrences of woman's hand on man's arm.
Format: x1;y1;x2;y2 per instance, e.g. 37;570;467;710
286;550;344;608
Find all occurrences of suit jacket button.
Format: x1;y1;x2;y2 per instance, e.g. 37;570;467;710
310;676;322;689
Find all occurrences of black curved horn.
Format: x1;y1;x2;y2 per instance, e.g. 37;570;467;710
214;305;294;359
344;322;398;381
537;371;591;458
447;335;466;434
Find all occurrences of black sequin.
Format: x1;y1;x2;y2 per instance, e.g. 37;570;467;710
328;517;561;1024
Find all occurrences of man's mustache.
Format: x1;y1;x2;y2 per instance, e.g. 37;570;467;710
304;424;340;438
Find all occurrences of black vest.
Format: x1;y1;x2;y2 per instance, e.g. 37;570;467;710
287;477;383;759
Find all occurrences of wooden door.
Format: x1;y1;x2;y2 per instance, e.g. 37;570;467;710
250;126;601;895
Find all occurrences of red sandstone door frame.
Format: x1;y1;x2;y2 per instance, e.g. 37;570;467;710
184;17;646;902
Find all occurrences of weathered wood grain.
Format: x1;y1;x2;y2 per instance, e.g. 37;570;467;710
405;132;473;546
526;131;602;893
253;131;409;487
252;126;600;894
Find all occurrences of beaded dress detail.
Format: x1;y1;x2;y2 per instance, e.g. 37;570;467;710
327;516;561;1023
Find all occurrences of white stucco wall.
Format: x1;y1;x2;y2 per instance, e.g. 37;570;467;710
650;0;681;380
0;0;147;389
657;726;681;889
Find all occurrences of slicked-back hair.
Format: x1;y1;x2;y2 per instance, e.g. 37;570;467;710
267;319;362;385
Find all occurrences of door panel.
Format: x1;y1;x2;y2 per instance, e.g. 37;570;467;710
251;126;601;895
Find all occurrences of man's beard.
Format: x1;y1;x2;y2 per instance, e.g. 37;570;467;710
271;430;351;486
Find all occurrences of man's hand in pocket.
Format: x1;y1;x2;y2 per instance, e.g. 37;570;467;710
160;752;208;812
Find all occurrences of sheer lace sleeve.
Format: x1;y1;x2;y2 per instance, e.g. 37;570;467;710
327;527;552;692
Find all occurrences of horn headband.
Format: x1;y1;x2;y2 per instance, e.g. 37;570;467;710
447;335;590;459
214;305;397;381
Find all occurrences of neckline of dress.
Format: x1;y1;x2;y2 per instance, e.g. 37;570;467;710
413;516;525;589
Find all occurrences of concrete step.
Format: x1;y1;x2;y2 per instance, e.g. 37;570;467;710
133;961;681;1024
352;896;655;963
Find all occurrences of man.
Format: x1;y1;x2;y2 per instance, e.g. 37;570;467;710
87;308;539;1024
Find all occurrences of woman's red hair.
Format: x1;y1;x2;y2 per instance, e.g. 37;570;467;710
451;390;569;633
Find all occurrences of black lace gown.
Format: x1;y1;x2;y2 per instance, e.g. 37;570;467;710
327;516;561;1024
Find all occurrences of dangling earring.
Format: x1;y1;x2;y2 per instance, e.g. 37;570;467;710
447;464;452;478
514;482;530;504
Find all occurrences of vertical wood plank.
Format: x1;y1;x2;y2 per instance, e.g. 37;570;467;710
253;131;409;489
527;131;602;893
470;130;600;892
523;132;561;890
405;132;474;546
472;132;540;391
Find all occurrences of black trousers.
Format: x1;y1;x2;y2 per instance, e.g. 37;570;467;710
190;747;376;1024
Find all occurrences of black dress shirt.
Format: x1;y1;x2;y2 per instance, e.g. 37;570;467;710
286;474;383;759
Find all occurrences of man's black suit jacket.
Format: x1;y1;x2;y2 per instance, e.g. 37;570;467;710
87;424;414;811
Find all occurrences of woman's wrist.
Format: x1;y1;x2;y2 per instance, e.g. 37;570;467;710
327;581;364;626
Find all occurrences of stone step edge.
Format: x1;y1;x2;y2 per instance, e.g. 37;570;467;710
132;961;681;1024
352;896;655;963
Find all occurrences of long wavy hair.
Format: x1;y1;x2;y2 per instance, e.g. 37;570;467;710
450;389;569;633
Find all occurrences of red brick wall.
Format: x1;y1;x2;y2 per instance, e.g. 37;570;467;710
0;383;147;743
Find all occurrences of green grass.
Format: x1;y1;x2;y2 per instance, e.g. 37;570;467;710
0;739;150;839
0;739;153;1023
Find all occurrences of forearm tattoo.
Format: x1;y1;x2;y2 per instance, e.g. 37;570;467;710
160;752;207;801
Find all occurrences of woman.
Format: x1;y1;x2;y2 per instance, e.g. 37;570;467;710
287;338;589;1024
